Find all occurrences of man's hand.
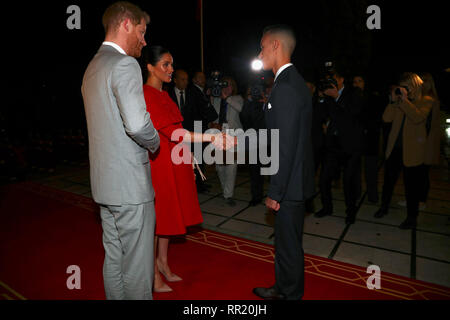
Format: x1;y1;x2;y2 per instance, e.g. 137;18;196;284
212;132;236;150
265;197;280;212
209;123;222;131
323;84;339;100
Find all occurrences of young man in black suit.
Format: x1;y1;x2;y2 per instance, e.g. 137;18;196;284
252;24;315;300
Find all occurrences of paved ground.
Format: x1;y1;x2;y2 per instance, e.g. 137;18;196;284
25;155;450;289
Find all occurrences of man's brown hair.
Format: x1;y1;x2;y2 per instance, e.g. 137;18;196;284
102;1;150;34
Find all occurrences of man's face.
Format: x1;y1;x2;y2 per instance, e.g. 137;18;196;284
174;71;189;90
258;34;275;71
353;76;365;90
332;74;345;90
193;72;206;88
126;18;147;58
306;82;316;95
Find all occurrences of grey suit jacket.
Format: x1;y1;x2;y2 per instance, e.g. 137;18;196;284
82;45;160;205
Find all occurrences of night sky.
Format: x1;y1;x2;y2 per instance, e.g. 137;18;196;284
5;0;450;134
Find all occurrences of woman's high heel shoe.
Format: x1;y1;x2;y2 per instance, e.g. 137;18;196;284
157;260;183;282
153;283;173;293
153;272;173;293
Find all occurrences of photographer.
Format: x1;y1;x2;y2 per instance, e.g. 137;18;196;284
315;67;365;225
240;78;272;206
212;76;244;206
374;72;433;229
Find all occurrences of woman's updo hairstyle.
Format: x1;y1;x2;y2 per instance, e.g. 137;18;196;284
141;45;170;80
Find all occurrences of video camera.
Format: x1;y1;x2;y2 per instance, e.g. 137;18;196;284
317;77;338;92
317;61;338;92
206;71;228;97
249;77;266;100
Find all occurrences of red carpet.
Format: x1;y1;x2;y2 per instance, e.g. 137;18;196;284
1;181;449;300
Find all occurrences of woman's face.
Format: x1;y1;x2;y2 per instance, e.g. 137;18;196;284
148;53;174;83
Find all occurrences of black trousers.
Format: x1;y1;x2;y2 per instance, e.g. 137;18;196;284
420;165;431;203
320;149;361;214
274;200;305;300
249;163;264;201
380;147;424;218
364;154;379;202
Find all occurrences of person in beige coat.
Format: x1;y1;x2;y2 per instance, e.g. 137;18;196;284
397;72;441;210
373;72;434;229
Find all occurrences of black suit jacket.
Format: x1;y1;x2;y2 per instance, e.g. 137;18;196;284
265;65;315;202
325;86;365;153
169;85;218;132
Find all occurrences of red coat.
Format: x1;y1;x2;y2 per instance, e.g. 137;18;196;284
143;85;203;235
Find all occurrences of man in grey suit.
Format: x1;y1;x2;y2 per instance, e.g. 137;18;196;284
81;2;159;300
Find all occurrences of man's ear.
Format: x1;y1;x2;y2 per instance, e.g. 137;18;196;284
272;39;279;50
122;18;132;33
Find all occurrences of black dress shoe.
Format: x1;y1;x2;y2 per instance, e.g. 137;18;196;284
253;286;286;300
345;215;356;225
399;218;417;230
314;208;332;218
374;208;387;219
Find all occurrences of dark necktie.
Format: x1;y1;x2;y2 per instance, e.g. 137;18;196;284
219;100;228;124
179;90;185;109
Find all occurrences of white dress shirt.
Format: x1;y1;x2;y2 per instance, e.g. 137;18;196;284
174;87;186;109
102;41;127;55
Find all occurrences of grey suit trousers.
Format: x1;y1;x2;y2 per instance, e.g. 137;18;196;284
100;202;155;300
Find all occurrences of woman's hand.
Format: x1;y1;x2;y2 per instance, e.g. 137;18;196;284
212;132;236;150
391;86;408;103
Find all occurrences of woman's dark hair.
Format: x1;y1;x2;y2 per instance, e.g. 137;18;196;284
140;45;170;80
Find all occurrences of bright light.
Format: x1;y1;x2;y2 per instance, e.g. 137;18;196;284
251;59;263;71
446;128;450;139
446;118;450;124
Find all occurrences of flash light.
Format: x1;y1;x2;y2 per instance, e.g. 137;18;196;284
251;59;263;71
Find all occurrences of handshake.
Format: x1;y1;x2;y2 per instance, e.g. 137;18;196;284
211;132;237;151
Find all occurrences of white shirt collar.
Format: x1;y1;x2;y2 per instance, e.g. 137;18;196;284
194;84;204;92
274;63;293;81
175;87;185;95
336;85;345;102
102;41;127;55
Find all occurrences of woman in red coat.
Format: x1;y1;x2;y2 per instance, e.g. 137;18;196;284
142;46;234;292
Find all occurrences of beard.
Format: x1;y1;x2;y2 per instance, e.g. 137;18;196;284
127;37;144;58
129;44;143;58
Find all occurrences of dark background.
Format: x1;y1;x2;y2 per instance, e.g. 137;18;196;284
4;0;450;135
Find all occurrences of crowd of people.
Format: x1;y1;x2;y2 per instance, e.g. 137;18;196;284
0;127;88;183
152;61;442;231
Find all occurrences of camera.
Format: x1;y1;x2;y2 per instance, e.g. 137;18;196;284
316;60;338;92
206;71;228;97
317;77;338;92
394;86;408;96
249;77;265;100
250;83;264;99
